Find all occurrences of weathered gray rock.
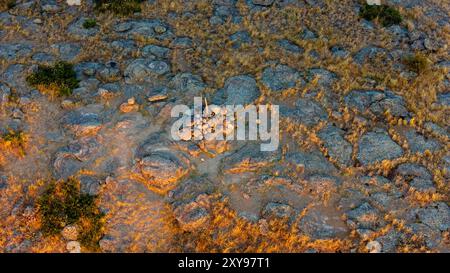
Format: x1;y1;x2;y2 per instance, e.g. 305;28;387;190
114;19;174;41
331;46;349;58
213;75;260;105
415;202;450;232
0;83;11;105
353;46;387;65
53;138;100;179
307;68;338;87
169;73;206;97
298;208;348;239
344;90;409;117
32;52;55;65
252;0;275;6
406;223;442;248
318;125;353;166
96;61;121;82
67;17;99;39
403;129;441;153
277;39;304;53
281;98;328;126
286;151;336;176
51;43;81;62
136;152;188;192
346;202;384;230
141;44;170;59
301;28;317;40
229;31;251;49
124;59;170;84
110;40;137;56
261;64;303;92
0;43;32;61
62;111;102;136
78;175;102;196
357;130;403;165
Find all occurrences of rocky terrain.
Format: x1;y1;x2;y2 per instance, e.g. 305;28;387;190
0;0;449;253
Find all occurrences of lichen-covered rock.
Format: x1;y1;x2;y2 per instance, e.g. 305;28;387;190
281;98;328;126
114;19;174;41
357;130;403;165
403;129;441;153
213;75;260;105
124;59;170;84
346;202;384;231
307;68;338;87
415;203;450;232
344;90;409;118
261;64;304;92
318;125;353;166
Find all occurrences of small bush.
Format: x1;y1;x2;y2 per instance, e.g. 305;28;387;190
403;53;429;74
93;0;145;15
37;178;105;250
26;61;79;97
82;18;97;29
0;129;26;156
360;4;402;27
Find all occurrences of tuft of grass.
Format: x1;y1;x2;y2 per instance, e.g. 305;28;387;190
26;61;79;97
360;4;402;27
403;53;429;74
82;18;97;29
37;178;105;250
93;0;145;15
0;129;27;156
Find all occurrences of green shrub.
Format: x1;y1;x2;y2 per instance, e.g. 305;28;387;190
403;53;429;74
37;178;105;250
26;61;79;97
360;4;402;27
83;18;97;29
93;0;145;15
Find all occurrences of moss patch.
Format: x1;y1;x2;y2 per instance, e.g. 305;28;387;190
26;61;79;97
37;178;105;250
93;0;145;15
360;4;402;27
82;18;97;29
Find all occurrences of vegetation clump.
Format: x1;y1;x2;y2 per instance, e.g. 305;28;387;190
359;4;402;27
93;0;145;15
26;61;79;97
37;178;105;250
82;18;97;29
403;53;430;74
0;129;27;156
6;0;16;9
